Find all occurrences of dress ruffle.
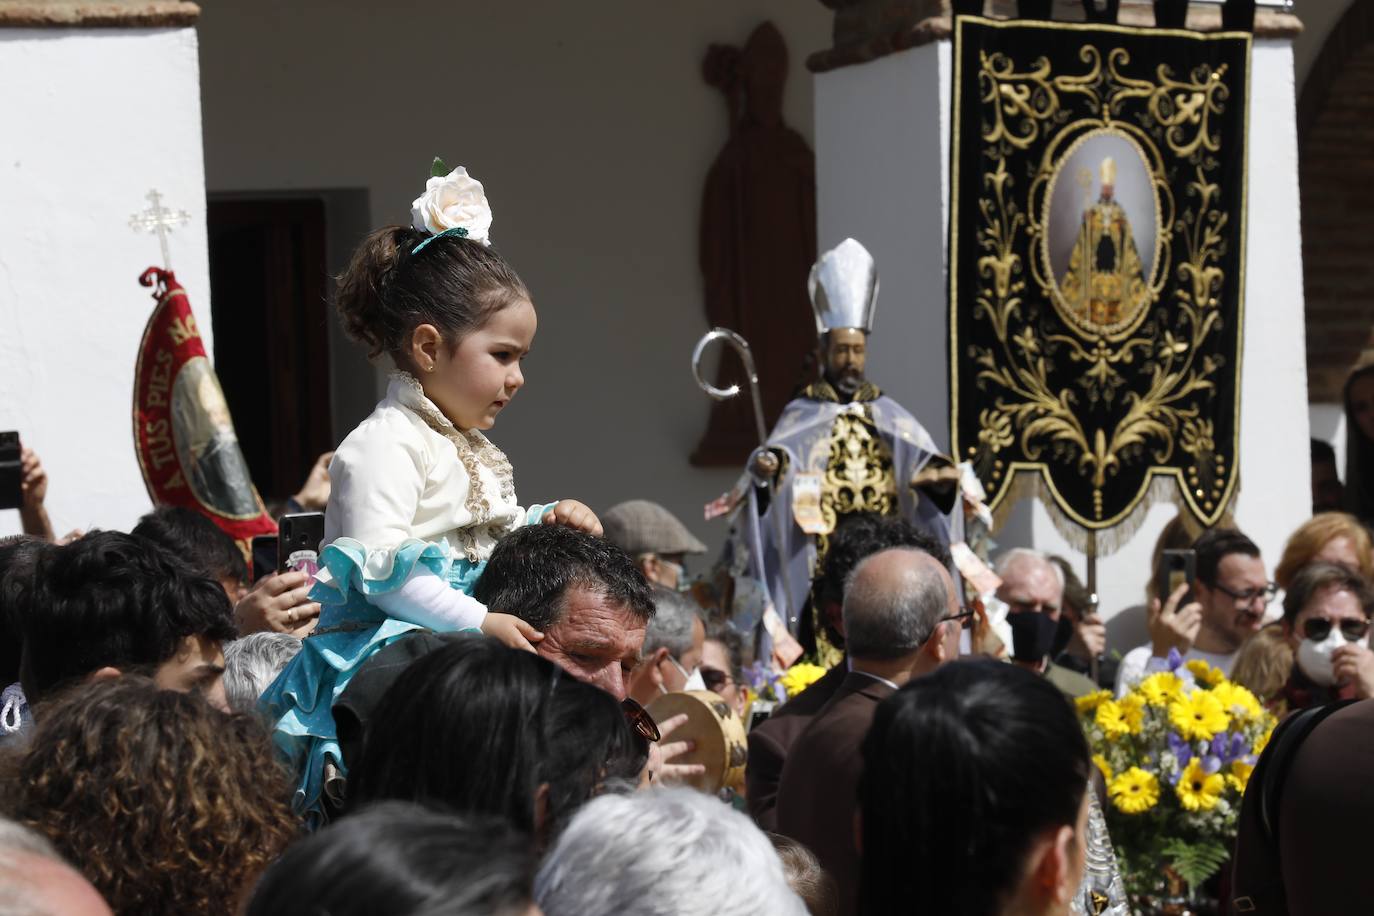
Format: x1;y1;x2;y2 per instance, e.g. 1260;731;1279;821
311;536;454;603
260;549;485;828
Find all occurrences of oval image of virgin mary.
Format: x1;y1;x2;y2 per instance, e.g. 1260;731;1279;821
170;356;261;519
1044;130;1160;338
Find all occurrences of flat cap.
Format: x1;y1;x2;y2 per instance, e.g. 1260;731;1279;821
601;500;707;556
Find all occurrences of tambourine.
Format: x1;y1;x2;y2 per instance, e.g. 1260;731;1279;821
646;689;748;794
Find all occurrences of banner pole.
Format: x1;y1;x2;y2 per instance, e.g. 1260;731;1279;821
1086;528;1100;685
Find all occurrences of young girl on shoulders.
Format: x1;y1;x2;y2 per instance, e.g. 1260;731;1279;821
262;162;601;824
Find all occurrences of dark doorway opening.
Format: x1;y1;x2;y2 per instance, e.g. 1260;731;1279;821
207;198;333;503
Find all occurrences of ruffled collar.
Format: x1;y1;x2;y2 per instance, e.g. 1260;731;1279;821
389;371;504;447
389;371;462;436
386;371;516;552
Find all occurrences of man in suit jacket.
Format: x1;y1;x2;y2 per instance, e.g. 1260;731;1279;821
745;515;948;830
745;660;845;830
774;547;963;916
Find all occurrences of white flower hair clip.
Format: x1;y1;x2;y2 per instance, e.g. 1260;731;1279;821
411;157;493;254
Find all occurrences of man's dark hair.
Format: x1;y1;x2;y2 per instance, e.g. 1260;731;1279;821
0;536;48;687
1311;438;1337;468
472;526;653;631
18;531;236;703
810;513;949;646
1281;561;1374;626
132;506;247;588
1193;527;1262;587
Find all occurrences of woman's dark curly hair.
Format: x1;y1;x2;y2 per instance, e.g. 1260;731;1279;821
2;678;299;915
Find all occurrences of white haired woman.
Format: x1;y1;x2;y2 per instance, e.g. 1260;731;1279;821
535;787;808;916
223;632;302;714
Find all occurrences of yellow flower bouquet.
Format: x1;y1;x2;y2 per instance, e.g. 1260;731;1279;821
1078;652;1275;904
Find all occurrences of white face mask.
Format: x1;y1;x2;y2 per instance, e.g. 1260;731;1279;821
682;667;707;692
662;656;706;694
1296;627;1351;687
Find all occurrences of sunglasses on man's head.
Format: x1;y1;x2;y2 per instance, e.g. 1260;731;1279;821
621;697;661;743
1301;616;1371;642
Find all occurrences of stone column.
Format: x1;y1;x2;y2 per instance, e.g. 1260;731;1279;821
809;0;1308;628
0;1;212;537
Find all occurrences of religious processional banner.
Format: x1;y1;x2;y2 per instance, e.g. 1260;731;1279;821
948;16;1251;548
133;267;276;554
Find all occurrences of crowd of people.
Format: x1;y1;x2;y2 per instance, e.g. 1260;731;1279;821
4;163;1374;916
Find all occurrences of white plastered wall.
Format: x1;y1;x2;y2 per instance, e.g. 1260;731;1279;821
195;0;832;558
815;38;1309;638
0;27;212;538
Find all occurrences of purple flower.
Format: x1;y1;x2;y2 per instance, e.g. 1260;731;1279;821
1166;648;1185;671
1202;755;1223;775
1207;731;1249;765
743;662;783;697
1167;732;1193;769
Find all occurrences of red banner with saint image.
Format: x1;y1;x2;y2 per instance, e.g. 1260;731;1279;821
133;267;276;555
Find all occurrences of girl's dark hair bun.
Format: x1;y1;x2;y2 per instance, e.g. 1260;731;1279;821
334;226;528;364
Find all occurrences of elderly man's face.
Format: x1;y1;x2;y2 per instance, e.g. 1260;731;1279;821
995;558;1062;620
539;585;647;700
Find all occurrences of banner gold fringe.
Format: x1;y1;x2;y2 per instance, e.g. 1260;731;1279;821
990;471;1236;557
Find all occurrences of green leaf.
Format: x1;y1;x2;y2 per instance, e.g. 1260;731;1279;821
1161;838;1229;895
430;156;450;178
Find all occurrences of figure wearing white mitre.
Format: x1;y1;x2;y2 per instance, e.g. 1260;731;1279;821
724;239;962;657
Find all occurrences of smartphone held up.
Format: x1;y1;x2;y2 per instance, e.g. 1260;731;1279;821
0;432;21;511
251;512;325;583
1157;548;1196;604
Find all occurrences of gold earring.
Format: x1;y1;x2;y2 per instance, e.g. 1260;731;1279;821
428;364;436;372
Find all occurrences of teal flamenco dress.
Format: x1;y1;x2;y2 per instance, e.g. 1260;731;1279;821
260;535;491;827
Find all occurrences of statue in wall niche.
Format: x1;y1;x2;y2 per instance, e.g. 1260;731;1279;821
691;21;818;467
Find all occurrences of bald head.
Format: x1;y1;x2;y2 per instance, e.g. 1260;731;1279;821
842;548;957;660
994;549;1063;618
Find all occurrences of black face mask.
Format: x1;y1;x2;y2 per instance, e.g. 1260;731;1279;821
1007;610;1060;663
1050;614;1075;659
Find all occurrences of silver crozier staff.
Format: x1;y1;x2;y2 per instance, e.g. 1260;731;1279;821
690;328;794;633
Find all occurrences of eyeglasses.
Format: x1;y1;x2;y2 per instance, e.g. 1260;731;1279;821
701;666;735;693
1208;581;1278;606
1301;616;1371;642
621;697;661;743
939;607;976;631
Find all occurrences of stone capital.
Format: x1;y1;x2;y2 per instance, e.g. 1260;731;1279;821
0;0;199;28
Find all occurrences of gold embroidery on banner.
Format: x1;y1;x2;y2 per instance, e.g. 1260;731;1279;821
965;35;1236;526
